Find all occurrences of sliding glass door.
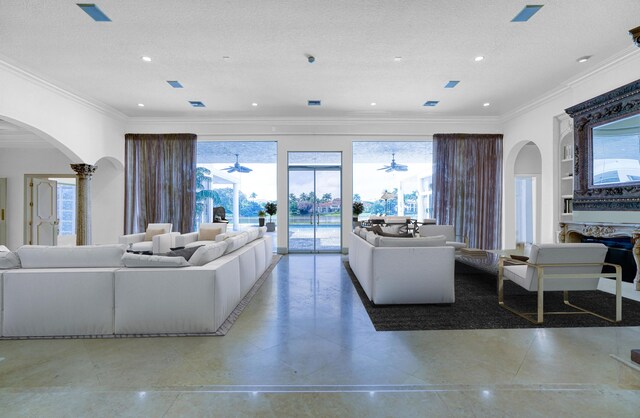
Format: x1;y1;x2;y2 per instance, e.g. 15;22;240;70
288;152;341;253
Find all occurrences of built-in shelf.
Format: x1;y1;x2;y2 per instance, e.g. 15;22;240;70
558;120;574;222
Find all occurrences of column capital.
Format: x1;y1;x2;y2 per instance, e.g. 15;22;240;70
70;163;97;178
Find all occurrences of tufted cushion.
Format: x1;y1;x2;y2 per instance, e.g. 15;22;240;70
189;241;229;266
366;231;380;247
245;227;260;243
257;226;267;237
122;253;191;268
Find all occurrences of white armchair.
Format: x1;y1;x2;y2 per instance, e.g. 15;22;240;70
175;223;228;248
498;243;622;324
118;223;179;254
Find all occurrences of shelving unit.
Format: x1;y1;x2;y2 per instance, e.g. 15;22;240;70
559;133;574;221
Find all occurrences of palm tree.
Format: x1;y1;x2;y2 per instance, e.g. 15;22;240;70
194;167;219;227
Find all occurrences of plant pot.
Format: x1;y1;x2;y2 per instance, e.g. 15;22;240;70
352;216;360;229
266;222;276;232
259;218;265;227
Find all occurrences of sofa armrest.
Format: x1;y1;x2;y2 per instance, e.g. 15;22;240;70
152;232;180;254
175;232;199;248
118;233;146;245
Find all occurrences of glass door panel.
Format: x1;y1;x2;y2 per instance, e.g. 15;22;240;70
288;152;341;253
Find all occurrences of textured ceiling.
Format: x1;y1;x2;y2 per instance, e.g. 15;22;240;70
1;0;639;120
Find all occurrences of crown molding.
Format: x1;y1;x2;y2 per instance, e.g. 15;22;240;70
0;54;127;122
127;115;501;126
500;46;639;123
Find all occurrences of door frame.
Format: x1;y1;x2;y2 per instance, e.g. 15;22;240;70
287;155;342;253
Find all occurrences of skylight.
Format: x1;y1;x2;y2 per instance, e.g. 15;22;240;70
308;100;321;106
189;101;206;108
77;4;111;22
511;5;543;22
423;101;439;107
444;81;460;89
167;80;183;88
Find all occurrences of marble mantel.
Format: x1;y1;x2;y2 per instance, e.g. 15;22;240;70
559;221;640;290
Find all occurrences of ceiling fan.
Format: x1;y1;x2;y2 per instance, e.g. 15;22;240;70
224;154;253;173
378;153;408;172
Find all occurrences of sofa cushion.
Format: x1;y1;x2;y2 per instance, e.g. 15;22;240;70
245;227;260;243
224;232;250;254
122;253;191;268
358;228;368;239
199;225;223;241
189;241;228;266
377;235;446;248
165;245;203;261
130;241;153;252
17;244;127;268
365;231;380;247
257;226;267;237
144;227;166;242
0;245;9;252
0;250;21;269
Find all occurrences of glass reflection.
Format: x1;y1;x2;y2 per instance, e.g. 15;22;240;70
592;114;640;186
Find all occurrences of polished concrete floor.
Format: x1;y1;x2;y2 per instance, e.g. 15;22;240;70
1;254;639;417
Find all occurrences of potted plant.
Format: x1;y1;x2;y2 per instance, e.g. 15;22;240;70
264;201;277;232
258;210;266;227
352;201;364;228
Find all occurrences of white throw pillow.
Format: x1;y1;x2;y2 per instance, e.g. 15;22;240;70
245;227;260;243
122;253;191;268
189;241;228;266
0;245;9;252
0;251;21;269
224;232;249;254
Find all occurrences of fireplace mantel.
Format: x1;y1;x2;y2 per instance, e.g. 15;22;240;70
560;221;640;290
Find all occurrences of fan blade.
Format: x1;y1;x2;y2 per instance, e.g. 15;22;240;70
238;166;252;173
385;168;393;173
378;166;391;171
225;167;237;173
396;165;408;171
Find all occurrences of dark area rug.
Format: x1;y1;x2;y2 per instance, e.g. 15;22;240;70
344;261;640;331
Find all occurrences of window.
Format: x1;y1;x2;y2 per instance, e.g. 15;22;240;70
196;141;277;230
353;141;433;219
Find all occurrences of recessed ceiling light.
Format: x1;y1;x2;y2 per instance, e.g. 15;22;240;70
189;101;206;108
474;56;484;62
308;100;321;106
167;80;183;88
423;101;439;107
511;5;543;22
222;56;231;62
483;102;491;107
444;80;460;88
370;102;377;106
393;56;403;62
252;102;258;107
576;55;592;63
137;103;145;107
77;3;111;22
141;56;152;62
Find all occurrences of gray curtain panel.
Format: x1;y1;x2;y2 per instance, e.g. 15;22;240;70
124;133;197;235
433;133;503;250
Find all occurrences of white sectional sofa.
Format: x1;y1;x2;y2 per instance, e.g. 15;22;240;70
0;228;273;338
348;229;455;304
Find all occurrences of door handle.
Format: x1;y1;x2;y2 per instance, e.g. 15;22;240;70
1;208;4;221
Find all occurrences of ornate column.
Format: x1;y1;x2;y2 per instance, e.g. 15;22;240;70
70;164;97;246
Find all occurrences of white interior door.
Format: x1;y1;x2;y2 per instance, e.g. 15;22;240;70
31;178;58;246
0;178;6;245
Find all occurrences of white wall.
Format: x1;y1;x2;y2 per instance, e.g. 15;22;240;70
92;157;125;245
0;59;125;166
502;49;640;249
0;147;74;250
